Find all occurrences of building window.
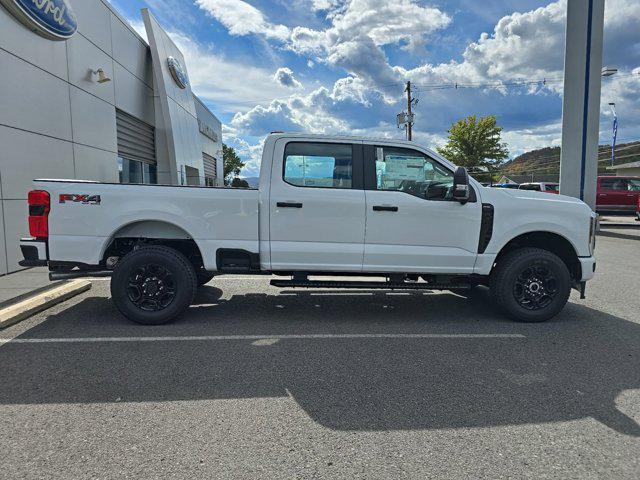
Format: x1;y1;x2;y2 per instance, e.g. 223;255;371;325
116;109;157;184
203;152;217;187
118;157;157;184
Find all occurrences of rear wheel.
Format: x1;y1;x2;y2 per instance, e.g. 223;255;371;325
490;247;571;322
110;246;197;325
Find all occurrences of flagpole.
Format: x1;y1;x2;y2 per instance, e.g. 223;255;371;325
609;102;617;167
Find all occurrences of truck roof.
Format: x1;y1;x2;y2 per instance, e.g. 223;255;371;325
266;132;423;148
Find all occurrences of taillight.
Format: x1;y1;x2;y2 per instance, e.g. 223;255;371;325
28;190;50;238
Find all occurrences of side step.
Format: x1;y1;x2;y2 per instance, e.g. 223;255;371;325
270;279;471;291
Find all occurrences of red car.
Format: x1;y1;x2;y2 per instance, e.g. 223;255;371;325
596;176;640;212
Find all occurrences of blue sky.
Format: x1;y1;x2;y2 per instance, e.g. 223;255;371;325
107;0;640;176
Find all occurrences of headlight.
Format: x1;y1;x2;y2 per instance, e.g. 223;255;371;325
589;215;596;254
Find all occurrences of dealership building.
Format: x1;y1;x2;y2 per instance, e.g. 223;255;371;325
0;0;224;275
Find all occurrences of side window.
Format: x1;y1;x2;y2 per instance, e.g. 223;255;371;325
284;142;352;188
627;179;640;191
374;146;453;200
601;178;627;191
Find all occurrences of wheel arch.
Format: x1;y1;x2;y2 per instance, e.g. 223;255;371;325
492;231;581;281
99;220;206;271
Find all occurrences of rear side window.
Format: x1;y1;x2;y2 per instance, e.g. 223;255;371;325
600;178;628;191
284;142;352;188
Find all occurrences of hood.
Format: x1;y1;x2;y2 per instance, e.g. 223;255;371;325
478;185;594;216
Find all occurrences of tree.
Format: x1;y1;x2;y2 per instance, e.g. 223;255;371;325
437;115;509;172
223;144;245;186
230;177;250;188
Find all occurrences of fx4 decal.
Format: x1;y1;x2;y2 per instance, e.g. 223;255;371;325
59;194;101;205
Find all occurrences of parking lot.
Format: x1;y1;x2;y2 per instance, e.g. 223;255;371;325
1;232;639;479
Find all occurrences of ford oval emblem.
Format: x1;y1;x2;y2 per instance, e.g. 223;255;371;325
0;0;78;41
167;56;189;89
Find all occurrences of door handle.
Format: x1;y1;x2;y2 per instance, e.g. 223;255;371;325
373;205;398;212
277;201;303;208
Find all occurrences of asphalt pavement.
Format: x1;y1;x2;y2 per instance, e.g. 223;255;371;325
1;234;639;479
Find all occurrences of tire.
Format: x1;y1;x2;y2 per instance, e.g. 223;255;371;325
490;247;571;323
196;272;215;287
110;245;197;325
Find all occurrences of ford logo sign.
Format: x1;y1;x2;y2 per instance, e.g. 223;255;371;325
167;56;189;90
0;0;78;40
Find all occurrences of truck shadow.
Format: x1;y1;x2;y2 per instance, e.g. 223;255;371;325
1;288;639;435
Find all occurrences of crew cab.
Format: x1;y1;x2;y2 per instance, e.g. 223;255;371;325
19;134;597;325
596;175;640;212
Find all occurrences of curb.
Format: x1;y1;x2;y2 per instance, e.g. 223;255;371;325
598;223;640;230
0;280;92;329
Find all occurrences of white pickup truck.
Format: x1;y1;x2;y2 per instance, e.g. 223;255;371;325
19;133;596;325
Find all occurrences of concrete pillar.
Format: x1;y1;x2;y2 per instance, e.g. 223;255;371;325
559;0;605;210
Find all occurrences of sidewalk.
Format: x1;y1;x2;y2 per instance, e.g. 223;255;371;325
0;267;57;307
0;267;92;328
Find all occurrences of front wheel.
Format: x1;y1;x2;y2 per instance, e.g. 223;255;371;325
490;247;571;323
110;246;197;325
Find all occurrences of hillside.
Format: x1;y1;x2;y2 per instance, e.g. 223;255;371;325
501;140;640;177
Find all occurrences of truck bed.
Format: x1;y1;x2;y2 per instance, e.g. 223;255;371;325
33;180;259;271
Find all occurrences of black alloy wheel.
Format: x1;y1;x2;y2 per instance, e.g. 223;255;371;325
111;245;197;325
127;263;177;312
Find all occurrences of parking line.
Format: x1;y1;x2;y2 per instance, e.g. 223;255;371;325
0;333;525;344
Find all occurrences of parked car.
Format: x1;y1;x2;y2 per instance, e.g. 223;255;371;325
19;133;596;325
518;182;559;194
596;176;640;213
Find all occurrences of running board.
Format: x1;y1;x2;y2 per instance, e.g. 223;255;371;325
270;279;471;290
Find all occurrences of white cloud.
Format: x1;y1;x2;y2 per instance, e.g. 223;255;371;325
134;27;296;112
274;67;302;88
403;0;640;93
328;0;451;49
195;0;290;40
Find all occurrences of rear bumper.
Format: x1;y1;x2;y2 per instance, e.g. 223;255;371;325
579;256;596;282
18;238;48;267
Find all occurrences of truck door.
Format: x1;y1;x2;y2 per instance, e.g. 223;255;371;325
269;139;365;271
598;177;631;210
362;144;481;274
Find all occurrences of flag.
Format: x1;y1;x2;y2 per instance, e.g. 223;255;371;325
611;111;618;166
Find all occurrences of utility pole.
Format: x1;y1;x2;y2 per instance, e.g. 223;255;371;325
405;81;413;141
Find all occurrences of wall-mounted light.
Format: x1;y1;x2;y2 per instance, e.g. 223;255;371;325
92;68;111;83
601;66;618;77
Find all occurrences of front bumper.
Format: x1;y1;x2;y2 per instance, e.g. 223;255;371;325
579;256;596;282
18;238;48;267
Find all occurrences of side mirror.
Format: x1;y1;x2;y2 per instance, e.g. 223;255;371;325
452;167;470;204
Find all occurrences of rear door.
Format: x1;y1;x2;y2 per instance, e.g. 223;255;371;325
268;139;365;271
362;144;481;274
